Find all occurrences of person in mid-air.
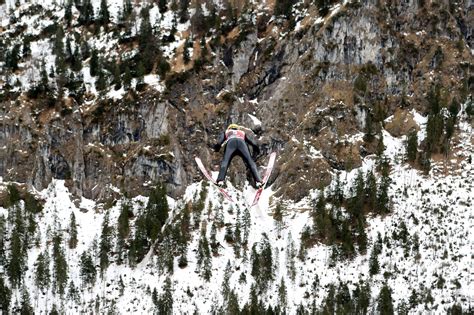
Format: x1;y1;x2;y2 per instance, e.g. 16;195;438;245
213;124;262;188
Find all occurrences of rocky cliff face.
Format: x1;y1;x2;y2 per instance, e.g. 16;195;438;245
0;0;472;203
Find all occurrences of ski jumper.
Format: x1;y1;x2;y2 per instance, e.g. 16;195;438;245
214;128;262;183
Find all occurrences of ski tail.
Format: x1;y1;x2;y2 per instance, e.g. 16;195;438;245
251;152;276;207
195;156;235;203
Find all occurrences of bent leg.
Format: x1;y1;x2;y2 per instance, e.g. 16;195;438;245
216;141;237;182
238;141;262;183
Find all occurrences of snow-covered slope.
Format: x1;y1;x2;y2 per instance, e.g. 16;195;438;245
0;107;472;314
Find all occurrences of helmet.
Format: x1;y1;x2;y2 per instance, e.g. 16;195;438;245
227;123;240;130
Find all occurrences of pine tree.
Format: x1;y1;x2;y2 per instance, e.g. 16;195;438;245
377;283;394;315
68;212;78;249
225;289;240;314
90;48;99;77
354;281;371;314
79;0;94;25
122;0;132;20
274;203;284;234
8;216;26;287
377;166;391;214
335;282;353;314
67;281;80;303
196;228;212;280
158;0;167;13
315;0;337;16
80;251;96;287
365;170;377;210
0;276;12;313
64;0;73;27
222;260;232;300
286;232;296;282
34;251;51;293
157;276;173;315
123;65;132;90
6;44;21;71
98;0;110;27
20;286;34;314
182;38;191;64
179;0;189;23
39;59;49;92
112;59;122;90
52;233;68;295
117;201;131;263
369;245;380;276
99;211;113;276
406;130;418;162
278;278;288;312
274;0;295;19
146;183;169;241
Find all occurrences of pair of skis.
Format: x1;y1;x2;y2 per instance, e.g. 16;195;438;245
195;152;276;207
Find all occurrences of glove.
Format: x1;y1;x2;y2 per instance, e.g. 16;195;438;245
212;144;221;152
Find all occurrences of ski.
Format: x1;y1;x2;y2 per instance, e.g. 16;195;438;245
195;156;235;203
250;152;276;207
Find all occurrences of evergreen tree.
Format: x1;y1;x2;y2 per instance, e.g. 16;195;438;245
117;201;131;263
64;0;73;27
98;0;110;27
157;276;173;315
99;211;113;276
315;0;337;16
196;228;212;280
274;203;284;234
274;0;295;19
286;233;296;282
137;6;159;74
89;48;99;77
71;45;82;72
20;287;34;315
182;37;191;64
67;281;80;303
52;233;68;295
112;59;122;90
158;0;167;13
68;212;78;249
0;276;11;313
22;38;31;58
80;251;96;287
278;278;288;313
6;44;21;71
39;59;49;92
376;166;391;214
179;0;189;23
146;183;169;241
226;290;240;314
365;170;377;210
34;251;51;292
378;283;395;315
79;0;94;25
123;65;132;90
369;245;380;276
96;69;107;92
406;130;418;162
353;281;371;314
122;0;132;20
356;217;367;254
222;260;231;300
335;282;353;314
8;214;26;287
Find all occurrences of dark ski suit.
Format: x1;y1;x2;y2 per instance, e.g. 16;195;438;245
214;128;262;183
